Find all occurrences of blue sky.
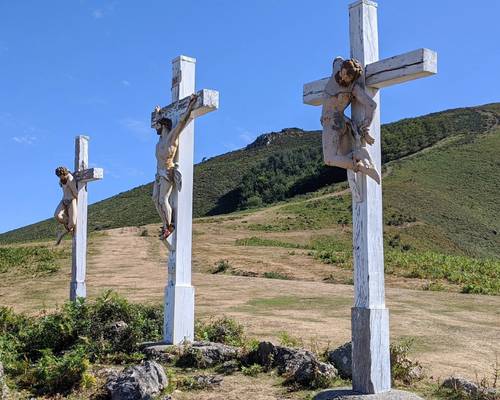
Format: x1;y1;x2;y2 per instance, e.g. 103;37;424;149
0;0;499;233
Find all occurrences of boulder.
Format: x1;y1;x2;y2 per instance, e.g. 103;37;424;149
326;342;352;379
292;358;337;388
442;376;499;398
176;341;240;368
251;342;337;388
106;361;168;400
142;344;178;364
190;374;224;389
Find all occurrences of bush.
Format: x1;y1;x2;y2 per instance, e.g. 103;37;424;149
0;246;62;275
25;346;90;395
278;331;302;348
242;363;263;377
0;291;163;396
195;317;245;346
263;271;290;280
390;338;424;385
211;259;231;274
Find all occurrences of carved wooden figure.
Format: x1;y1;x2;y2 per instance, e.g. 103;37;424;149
303;0;437;395
151;55;218;345
54;166;78;243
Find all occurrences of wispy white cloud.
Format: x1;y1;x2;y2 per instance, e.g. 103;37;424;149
119;118;152;142
121;80;131;87
12;135;37;145
92;9;104;19
235;126;254;144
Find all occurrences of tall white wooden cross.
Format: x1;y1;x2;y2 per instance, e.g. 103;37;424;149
303;1;437;395
151;55;219;344
70;135;103;301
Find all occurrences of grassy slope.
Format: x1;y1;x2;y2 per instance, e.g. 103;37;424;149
1;103;498;258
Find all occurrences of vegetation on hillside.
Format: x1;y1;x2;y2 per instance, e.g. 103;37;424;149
1;103;498;259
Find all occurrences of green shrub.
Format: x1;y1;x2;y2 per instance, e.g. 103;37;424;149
26;346;90;395
263;271;290;280
278;331;302;348
390;338;424;385
0;246;62;275
242;363;263;377
211;259;231;274
235;236;301;249
195;317;244;346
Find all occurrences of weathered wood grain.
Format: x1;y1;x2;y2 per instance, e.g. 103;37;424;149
74;167;104;183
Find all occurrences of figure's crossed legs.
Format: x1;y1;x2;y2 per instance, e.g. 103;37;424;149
54;200;77;245
152;176;175;241
322;126;380;184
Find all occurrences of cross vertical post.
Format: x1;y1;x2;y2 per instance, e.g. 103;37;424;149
165;56;197;344
70;135;103;301
71;136;89;301
349;0;390;393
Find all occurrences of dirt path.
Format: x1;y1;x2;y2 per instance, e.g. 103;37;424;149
78;227;500;381
2;225;498;384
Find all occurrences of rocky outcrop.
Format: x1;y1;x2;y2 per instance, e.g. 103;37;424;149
442;376;498;398
326;342;352;379
106;361;168;400
250;341;337;388
176;341;240;368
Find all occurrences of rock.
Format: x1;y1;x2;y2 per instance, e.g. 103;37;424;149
176;341;240;368
441;376;498;398
0;362;9;400
142;344;178;364
216;360;240;375
191;374;224;389
407;364;425;382
106;361;168;400
293;358;337;388
326;342;352;379
442;376;479;395
252;342;337;388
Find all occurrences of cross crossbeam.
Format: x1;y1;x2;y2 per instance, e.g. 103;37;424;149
303;48;437;105
151;89;219;127
74;167;104;184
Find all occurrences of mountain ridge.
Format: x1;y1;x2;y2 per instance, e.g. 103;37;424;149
1;102;499;257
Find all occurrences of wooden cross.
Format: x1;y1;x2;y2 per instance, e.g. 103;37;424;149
151;55;219;345
303;0;437;394
70;135;103;301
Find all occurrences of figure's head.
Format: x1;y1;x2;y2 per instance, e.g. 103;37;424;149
156;117;172;135
335;58;363;87
55;166;70;183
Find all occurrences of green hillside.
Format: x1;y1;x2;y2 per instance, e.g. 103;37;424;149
1;103;499;259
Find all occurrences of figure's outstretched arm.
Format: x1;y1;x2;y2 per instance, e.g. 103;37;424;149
352;83;377;144
167;94;198;143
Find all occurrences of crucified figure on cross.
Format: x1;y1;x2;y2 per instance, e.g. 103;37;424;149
152;93;199;241
54;166;78;245
321;57;380;184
